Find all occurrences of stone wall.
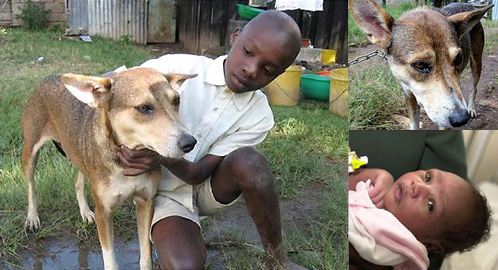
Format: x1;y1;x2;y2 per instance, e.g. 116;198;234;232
0;0;66;27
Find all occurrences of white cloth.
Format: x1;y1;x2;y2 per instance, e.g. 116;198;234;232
349;180;429;270
275;0;323;11
138;54;274;212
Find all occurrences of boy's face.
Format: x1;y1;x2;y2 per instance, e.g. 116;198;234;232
384;169;472;247
224;27;296;93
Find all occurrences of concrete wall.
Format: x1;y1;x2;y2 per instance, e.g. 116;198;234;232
0;0;66;27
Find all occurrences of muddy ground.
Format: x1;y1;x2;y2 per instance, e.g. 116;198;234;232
349;28;498;130
0;185;324;270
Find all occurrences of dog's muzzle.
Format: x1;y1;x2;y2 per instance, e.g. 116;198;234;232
178;134;197;153
449;110;470;127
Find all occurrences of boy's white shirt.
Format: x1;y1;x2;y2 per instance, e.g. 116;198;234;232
135;54;275;212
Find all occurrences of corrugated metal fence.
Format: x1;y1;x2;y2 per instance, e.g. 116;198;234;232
68;0;147;44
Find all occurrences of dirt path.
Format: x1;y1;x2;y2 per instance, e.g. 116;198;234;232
349;28;498;130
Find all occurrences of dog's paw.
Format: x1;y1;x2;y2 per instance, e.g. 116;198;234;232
468;108;478;118
80;209;95;224
25;215;41;232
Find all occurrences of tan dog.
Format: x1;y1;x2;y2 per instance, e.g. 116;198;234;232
21;68;197;270
349;0;494;129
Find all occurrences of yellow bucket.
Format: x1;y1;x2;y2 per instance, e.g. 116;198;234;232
329;68;348;116
263;65;303;106
321;49;336;65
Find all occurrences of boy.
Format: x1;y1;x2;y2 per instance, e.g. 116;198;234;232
117;11;305;269
348;168;491;270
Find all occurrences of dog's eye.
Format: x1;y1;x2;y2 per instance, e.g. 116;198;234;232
453;53;463;67
411;62;432;73
135;104;154;115
172;96;180;106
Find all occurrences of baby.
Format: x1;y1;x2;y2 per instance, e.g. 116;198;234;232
349;167;491;270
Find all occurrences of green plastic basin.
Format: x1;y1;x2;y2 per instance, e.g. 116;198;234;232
237;4;264;20
301;74;330;101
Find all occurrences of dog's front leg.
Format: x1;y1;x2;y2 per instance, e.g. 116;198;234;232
75;171;95;224
95;204;118;270
135;197;154;270
404;93;420;130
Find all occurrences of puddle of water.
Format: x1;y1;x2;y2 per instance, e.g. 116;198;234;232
1;236;225;270
1;237;140;270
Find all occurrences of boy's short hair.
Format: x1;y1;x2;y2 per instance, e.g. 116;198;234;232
441;183;492;254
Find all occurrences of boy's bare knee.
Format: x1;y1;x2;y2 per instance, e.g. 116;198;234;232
226;147;273;191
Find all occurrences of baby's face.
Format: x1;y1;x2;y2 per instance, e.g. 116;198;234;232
384;169;471;244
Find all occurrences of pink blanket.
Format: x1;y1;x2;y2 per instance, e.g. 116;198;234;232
349;180;429;270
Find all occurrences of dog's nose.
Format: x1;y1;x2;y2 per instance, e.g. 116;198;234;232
178;134;196;153
449;110;470;127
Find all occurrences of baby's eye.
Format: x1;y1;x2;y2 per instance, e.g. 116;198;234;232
425;172;431;183
428;199;435;212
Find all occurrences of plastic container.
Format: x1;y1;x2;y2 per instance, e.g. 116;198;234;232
237;4;264;20
301;74;330;101
329;68;348;116
263;65;303;106
321;49;336;65
317;70;331;76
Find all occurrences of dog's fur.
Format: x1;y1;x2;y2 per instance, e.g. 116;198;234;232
349;0;494;129
21;68;196;270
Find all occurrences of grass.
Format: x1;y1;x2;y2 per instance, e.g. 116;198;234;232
482;20;498;29
0;28;348;269
484;28;498;55
348;63;406;130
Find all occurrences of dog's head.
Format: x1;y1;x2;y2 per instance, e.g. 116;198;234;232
61;68;197;158
349;0;492;128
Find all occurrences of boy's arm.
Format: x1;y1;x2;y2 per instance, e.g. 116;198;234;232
160;154;223;185
349;168;394;208
117;146;222;185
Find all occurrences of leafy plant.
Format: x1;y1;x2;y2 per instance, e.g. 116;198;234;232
16;0;51;31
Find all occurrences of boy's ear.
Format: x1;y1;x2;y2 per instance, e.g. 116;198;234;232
229;27;241;46
424;241;444;254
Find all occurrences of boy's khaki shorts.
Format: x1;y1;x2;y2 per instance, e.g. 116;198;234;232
150;178;241;240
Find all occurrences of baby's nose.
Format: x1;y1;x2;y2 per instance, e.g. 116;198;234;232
410;181;429;198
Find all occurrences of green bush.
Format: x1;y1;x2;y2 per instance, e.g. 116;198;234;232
16;0;51;31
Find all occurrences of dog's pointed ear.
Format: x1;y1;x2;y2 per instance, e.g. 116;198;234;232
164;74;197;94
61;74;113;108
348;0;394;48
449;4;494;39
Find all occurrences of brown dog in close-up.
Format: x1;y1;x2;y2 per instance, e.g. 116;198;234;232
349;0;494;129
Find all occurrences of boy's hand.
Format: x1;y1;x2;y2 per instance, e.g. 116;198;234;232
367;169;394;208
117;145;164;176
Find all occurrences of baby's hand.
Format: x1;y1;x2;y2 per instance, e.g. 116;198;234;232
367;169;394;208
